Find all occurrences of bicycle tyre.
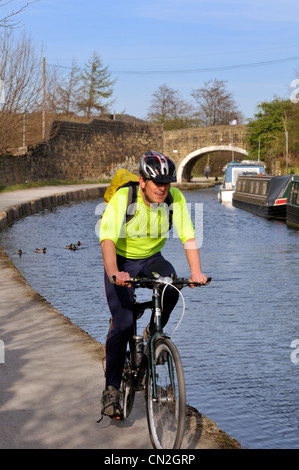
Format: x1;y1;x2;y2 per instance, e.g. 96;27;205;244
119;352;135;419
146;337;186;449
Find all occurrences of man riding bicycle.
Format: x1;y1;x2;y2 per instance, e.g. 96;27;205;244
99;151;207;418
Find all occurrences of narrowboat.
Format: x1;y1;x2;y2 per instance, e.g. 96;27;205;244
218;161;265;203
232;174;292;220
286;175;299;229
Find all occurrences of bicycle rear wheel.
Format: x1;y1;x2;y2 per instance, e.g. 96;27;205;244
146;337;186;449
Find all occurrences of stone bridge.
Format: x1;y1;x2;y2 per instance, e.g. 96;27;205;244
163;125;249;182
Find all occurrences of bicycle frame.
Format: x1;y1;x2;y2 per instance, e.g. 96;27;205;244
131;280;177;400
104;273;211;448
111;273;211;414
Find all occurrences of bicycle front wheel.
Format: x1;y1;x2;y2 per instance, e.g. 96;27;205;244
146;337;186;449
119;352;135;419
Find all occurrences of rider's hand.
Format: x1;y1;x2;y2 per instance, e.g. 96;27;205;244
110;271;132;287
189;272;207;288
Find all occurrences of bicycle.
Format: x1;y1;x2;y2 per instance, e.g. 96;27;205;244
102;272;211;450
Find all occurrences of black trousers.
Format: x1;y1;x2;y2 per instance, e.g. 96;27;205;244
104;252;179;389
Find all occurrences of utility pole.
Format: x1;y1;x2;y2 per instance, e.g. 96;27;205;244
0;79;4;105
282;112;288;175
23;112;26;147
258;136;261;161
42;57;46;139
286;131;289;175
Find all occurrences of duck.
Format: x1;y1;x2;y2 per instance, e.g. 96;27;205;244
35;247;46;253
76;241;81;246
18;249;22;256
65;244;78;251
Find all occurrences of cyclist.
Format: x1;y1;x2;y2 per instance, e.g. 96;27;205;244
99;151;207;418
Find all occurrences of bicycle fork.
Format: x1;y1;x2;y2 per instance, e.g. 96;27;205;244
149;285;176;402
135;284;175;401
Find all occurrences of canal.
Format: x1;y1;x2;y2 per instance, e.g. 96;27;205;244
0;186;298;449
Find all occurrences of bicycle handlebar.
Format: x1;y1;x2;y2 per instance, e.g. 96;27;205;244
110;273;212;288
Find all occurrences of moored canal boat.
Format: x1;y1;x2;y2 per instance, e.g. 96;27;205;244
232;174;292;220
286;175;299;229
218;161;265;203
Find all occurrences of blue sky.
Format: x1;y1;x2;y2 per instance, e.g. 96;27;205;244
3;0;299;120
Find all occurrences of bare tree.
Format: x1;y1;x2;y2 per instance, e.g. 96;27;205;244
0;0;39;29
56;59;81;116
147;83;194;129
191;79;243;126
0;29;43;151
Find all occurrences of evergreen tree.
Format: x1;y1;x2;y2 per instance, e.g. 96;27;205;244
78;51;116;118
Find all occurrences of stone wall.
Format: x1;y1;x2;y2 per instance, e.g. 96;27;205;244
0;154;29;186
0;121;249;186
0;119;163;185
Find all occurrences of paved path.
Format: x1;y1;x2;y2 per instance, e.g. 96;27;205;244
0;184;240;449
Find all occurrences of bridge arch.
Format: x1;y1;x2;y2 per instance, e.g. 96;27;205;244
176;145;249;183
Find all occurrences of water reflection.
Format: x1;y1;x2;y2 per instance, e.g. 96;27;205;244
0;187;298;449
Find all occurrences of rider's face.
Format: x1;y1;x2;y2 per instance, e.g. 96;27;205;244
139;177;170;206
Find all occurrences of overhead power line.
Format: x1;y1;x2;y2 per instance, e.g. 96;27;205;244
47;55;299;76
111;56;299;75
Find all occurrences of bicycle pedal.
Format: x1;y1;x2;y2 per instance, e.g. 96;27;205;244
111;408;124;420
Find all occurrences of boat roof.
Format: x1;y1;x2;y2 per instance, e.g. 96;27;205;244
238;175;272;180
237;174;292;203
268;175;292;203
227;160;265;167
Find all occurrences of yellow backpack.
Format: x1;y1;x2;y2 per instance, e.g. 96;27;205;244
104;169;139;204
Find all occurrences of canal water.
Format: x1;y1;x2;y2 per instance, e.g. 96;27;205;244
0;186;298;449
